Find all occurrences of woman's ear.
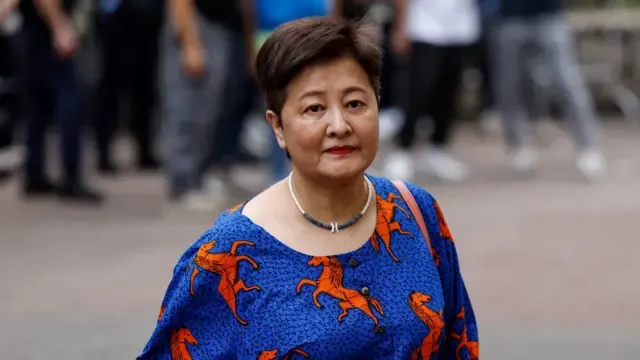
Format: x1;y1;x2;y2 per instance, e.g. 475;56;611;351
266;110;287;151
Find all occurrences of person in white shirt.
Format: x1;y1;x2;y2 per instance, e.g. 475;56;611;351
384;0;480;182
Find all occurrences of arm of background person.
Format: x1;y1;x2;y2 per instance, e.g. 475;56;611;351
34;0;70;31
0;0;19;23
332;0;343;17
390;0;410;55
167;0;201;49
239;0;256;73
392;0;406;29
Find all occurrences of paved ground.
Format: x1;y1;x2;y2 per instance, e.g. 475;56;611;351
1;121;639;359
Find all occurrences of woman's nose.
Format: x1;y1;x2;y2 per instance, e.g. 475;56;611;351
326;108;351;137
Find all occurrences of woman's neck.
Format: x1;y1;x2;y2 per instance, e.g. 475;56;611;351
288;171;370;224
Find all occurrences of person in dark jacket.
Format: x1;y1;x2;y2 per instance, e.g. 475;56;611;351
20;0;103;203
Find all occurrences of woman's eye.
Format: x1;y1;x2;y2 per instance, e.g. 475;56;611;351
305;105;323;113
347;100;363;109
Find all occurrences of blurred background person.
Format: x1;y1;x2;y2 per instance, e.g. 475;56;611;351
93;0;163;175
384;0;480;183
492;0;606;180
0;0;22;182
205;0;259;178
160;0;237;210
19;0;103;203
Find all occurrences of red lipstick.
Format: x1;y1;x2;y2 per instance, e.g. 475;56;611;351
326;146;355;156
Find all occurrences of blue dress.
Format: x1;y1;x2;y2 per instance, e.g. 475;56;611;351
138;176;479;359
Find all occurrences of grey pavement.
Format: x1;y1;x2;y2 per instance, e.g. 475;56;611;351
1;121;639;359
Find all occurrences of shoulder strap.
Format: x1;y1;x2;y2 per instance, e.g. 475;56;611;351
391;180;434;257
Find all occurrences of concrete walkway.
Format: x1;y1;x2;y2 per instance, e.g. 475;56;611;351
1;121;639;359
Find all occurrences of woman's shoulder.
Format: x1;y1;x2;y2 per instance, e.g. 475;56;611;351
176;202;261;262
369;175;442;233
368;174;438;205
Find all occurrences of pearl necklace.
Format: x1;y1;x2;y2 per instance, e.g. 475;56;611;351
288;172;373;233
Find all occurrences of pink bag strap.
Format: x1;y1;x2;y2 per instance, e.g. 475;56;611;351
391;180;434;257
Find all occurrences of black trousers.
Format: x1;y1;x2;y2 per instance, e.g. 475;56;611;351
24;24;87;182
397;42;467;149
94;4;161;164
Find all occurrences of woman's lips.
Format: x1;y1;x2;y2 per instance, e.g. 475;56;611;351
326;146;355;155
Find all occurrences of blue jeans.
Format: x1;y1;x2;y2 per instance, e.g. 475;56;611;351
269;134;289;183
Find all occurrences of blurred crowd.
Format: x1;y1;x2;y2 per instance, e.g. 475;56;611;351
0;0;609;209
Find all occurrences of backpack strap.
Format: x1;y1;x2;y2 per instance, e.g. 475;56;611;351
391;180;434;259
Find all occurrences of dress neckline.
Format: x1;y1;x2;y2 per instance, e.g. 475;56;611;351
232;175;380;259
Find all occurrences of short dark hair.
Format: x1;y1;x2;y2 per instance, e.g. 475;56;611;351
255;16;383;118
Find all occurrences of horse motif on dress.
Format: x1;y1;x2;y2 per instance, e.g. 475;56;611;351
170;328;198;360
297;256;384;329
408;291;444;360
370;193;414;262
188;240;261;325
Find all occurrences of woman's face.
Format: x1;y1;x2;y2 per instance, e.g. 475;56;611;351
267;55;379;182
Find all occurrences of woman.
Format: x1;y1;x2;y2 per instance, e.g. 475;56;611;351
139;17;478;359
254;0;337;183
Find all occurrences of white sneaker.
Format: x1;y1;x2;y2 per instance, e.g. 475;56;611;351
383;150;414;181
576;150;607;182
379;108;403;141
205;176;228;195
479;110;502;138
180;178;229;211
422;149;469;182
180;191;218;211
0;145;23;171
509;147;538;175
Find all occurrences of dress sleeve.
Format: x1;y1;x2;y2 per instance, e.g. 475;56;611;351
406;183;480;360
137;228;235;359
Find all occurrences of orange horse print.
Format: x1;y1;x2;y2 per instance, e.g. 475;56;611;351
188;240;261;325
257;348;310;360
296;256;384;328
370;193;413;262
170;328;198;360
433;201;453;242
408;291;444;360
449;308;479;360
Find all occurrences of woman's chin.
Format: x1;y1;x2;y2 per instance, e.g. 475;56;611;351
317;160;371;181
